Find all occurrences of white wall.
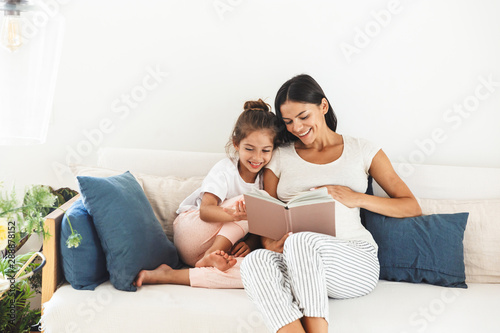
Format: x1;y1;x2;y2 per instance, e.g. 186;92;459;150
1;0;500;193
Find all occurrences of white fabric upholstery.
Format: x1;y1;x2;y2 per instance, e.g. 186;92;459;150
97;147;226;178
375;162;500;200
98;148;500;200
42;281;500;333
41;147;500;333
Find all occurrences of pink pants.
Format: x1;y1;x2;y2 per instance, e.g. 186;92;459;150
173;195;248;267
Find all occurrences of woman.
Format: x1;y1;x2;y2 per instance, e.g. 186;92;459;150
240;74;421;333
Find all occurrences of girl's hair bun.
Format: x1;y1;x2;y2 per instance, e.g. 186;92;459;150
243;99;271;112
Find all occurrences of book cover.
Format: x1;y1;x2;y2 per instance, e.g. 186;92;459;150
244;188;336;240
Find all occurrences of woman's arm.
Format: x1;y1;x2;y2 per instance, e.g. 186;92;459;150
199;193;246;222
324;150;421;218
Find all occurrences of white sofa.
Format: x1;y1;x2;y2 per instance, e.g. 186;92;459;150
41;147;500;333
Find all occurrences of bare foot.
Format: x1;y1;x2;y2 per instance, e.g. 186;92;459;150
195;250;237;271
134;264;174;287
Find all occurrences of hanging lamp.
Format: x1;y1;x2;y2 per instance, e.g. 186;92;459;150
0;0;65;145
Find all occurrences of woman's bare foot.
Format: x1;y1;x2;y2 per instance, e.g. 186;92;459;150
134;264;181;287
195;250;237;271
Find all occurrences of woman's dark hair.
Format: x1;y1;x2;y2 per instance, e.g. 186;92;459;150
274;74;337;143
226;99;280;160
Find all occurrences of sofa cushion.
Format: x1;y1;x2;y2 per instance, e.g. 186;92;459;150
71;164;203;241
77;171;182;291
60;198;109;290
365;210;469;288
418;198;500;283
136;173;203;241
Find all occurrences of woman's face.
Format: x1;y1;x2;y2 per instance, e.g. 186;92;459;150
280;99;329;145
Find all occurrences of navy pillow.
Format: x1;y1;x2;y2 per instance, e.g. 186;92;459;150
77;171;182;291
60;198;109;290
365;210;469;288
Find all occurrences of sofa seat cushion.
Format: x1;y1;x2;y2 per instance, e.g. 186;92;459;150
41;281;500;333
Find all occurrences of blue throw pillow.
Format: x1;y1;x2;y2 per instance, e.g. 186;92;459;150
365;210;469;288
60;198;109;290
77;171;182;291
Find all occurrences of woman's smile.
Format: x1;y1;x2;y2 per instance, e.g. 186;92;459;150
298;128;311;137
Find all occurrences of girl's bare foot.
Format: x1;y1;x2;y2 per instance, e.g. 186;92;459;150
195;250;237;271
134;264;175;287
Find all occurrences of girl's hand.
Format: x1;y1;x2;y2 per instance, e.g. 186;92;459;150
315;185;361;208
223;199;247;221
261;233;291;253
231;241;251;257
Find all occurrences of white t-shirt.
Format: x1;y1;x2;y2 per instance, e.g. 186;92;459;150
176;158;263;214
266;135;380;248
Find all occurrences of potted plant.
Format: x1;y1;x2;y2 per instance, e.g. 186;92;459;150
0;184;80;333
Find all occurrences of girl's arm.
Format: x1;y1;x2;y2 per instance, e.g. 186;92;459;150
323;150;422;218
199;193;240;222
259;169;291;253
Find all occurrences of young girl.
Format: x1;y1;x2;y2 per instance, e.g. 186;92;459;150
136;99;279;288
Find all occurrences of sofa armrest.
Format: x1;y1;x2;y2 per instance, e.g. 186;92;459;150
41;195;80;305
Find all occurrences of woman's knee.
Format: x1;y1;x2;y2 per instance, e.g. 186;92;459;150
283;232;317;255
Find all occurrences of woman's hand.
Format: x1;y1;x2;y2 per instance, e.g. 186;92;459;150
231;241;251;257
261;233;291;253
315;185;361;208
222;198;247;221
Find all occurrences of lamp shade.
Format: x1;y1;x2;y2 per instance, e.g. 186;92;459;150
0;4;65;145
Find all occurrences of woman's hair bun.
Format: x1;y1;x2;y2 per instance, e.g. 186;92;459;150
243;99;271;112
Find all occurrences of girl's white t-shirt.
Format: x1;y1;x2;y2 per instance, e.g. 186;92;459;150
266;135;380;248
176;158;263;214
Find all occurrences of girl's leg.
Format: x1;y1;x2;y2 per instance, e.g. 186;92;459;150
134;264;190;287
173;210;223;266
241;249;304;333
134;258;244;289
283;232;379;328
195;195;249;270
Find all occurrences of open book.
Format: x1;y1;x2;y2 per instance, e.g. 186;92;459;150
244;187;336;240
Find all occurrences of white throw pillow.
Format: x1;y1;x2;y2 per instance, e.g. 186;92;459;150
137;173;203;241
70;164;203;241
417;197;500;283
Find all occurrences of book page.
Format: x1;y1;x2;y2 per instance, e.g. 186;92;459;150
245;188;285;206
287;187;334;207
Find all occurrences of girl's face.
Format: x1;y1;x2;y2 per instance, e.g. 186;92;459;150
234;129;274;182
280;99;329;145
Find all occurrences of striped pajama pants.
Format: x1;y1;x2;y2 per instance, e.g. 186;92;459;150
240;232;380;332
